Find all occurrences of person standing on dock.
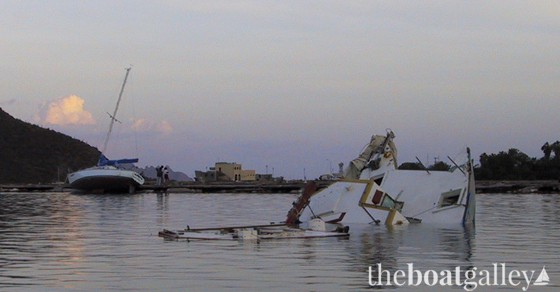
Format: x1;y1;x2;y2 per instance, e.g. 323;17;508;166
163;166;169;185
156;166;163;185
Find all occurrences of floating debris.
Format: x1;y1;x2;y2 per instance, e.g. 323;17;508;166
158;219;349;241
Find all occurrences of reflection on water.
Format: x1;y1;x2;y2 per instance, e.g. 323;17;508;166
0;192;558;291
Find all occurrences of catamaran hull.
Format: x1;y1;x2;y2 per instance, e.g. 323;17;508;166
68;167;144;193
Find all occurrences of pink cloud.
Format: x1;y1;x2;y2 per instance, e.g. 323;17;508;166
131;118;173;135
37;95;95;126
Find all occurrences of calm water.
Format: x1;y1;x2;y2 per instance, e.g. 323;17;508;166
0;191;558;291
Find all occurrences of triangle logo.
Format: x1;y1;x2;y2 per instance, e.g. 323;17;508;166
533;266;550;286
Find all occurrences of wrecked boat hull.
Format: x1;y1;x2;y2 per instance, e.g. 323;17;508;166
296;131;476;226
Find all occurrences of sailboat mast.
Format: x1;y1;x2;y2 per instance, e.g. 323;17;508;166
101;67;132;155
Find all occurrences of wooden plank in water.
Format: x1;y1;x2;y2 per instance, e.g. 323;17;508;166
158;228;349;241
183;223;287;232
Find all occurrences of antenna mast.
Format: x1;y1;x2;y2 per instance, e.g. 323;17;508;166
101;67;132;155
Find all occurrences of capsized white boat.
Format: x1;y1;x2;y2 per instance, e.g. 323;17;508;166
289;130;476;226
67;67;145;193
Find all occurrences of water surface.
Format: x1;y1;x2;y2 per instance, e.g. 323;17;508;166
0;192;558;291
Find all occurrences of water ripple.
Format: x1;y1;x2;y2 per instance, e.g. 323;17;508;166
0;192;558;290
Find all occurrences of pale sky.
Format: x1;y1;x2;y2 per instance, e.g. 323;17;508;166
2;1;559;179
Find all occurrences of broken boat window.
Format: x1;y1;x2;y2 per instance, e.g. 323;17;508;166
372;190;384;205
380;195;404;212
380;195;395;209
372;175;384;185
438;189;463;208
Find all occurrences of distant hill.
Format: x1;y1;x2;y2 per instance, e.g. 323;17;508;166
0;107;101;184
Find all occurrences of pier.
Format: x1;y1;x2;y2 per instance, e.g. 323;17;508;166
2;180;559;194
138;182;312;193
0;181;333;194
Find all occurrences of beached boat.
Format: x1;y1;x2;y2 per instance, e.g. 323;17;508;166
288;130;476;226
67;68;144;193
159;219;350;241
67;162;145;193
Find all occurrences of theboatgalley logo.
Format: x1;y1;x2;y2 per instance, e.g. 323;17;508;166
368;263;550;291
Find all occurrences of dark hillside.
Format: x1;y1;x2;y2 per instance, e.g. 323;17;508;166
0;108;100;184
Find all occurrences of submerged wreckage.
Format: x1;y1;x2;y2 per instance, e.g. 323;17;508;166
159;219;349;241
290;130;476;226
159;130;475;241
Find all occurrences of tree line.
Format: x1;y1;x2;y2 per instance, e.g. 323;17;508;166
399;141;560;180
475;141;560;180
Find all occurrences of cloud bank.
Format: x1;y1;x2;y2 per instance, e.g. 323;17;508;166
37;95;95;126
131;118;173;135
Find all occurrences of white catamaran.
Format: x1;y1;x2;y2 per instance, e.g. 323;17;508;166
67;67;145;193
287;130;476;226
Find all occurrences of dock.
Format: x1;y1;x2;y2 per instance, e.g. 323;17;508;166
2;180;559;194
0;184;67;192
0;181;333;194
138;182;312;193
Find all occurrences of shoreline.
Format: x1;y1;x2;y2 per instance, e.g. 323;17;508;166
1;180;559;194
475;180;560;194
0;181;320;194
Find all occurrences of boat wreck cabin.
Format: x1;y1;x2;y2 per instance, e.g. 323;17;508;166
293;130;476;226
